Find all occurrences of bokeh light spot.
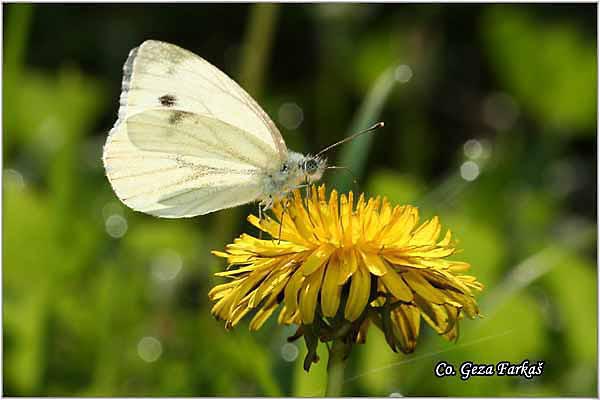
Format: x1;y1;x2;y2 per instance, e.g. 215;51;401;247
280;342;299;362
394;64;413;83
460;161;480;181
278;102;304;130
37;116;65;153
463;139;483;159
102;201;123;220
105;214;128;238
151;249;183;281
4;169;25;190
137;336;162;363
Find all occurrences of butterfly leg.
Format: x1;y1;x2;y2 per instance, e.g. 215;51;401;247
276;195;293;244
277;206;285;244
259;196;274;240
303;177;317;229
258;204;263;240
304;177;311;205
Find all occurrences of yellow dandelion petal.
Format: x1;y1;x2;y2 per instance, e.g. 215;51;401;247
442;323;459;342
284;267;306;313
372;203;398;243
379;266;413;302
210;294;233;318
214;263;264;277
249;301;279;331
306;187;328;240
299;262;326;324
277;305;290;324
361;197;381;240
380;253;430;269
400;245;456;258
278;304;300;325
410;216;442;245
248;214;309;246
231;268;272;307
415;294;459;335
447;261;471;273
321;255;343;317
391;304;420;353
250;274;292;330
302;244;336;275
355;193;367;227
209;184;483;356
288;195;319;243
337;248;358;285
459;275;485;291
211;250;229;258
379;198;393;225
438;229;453;246
402;269;446;304
424;269;473;295
344;266;371;321
208;280;238;300
384;206;419;246
340;192;354;247
251;265;293;308
356;318;370;344
358;249;388;276
444;290;479;318
228;301;252;328
328;190;343;244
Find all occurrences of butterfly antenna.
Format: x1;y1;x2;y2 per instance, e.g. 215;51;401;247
327;166;358;185
326;166;359;192
316;121;385;157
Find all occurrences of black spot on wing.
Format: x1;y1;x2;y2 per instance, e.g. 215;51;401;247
159;94;177;107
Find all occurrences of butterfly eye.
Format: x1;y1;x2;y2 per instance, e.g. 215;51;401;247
280;163;289;173
304;159;319;174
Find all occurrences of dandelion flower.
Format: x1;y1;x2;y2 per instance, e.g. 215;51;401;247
210;185;483;368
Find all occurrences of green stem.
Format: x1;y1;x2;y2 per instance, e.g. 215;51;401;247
239;3;279;97
325;338;348;397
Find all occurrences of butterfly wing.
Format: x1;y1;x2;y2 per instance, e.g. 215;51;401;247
104;109;266;217
103;40;287;217
115;40;287;159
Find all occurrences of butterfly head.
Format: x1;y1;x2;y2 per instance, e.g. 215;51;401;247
300;155;327;182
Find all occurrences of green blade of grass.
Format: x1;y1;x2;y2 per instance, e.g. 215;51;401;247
332;66;401;193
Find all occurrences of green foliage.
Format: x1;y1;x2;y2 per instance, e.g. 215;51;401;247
292;340;328;396
3;3;596;397
483;6;596;135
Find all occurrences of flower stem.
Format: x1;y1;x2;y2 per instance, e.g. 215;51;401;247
325;338;348;397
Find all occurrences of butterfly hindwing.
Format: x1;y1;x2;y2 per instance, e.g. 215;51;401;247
126;108;277;169
104;113;264;218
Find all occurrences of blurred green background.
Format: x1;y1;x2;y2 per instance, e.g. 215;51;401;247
3;3;597;396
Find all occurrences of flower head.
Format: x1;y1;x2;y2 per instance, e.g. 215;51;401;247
210;185;483;366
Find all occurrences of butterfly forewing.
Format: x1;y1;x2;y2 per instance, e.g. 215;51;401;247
116;40;287;159
103;40;287;218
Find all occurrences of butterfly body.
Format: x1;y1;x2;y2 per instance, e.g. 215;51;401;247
103;40;326;218
258;151;326;209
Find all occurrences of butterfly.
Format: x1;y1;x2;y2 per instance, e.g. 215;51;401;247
103;40;382;218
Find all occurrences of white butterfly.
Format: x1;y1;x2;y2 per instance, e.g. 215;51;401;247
103;40;381;218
